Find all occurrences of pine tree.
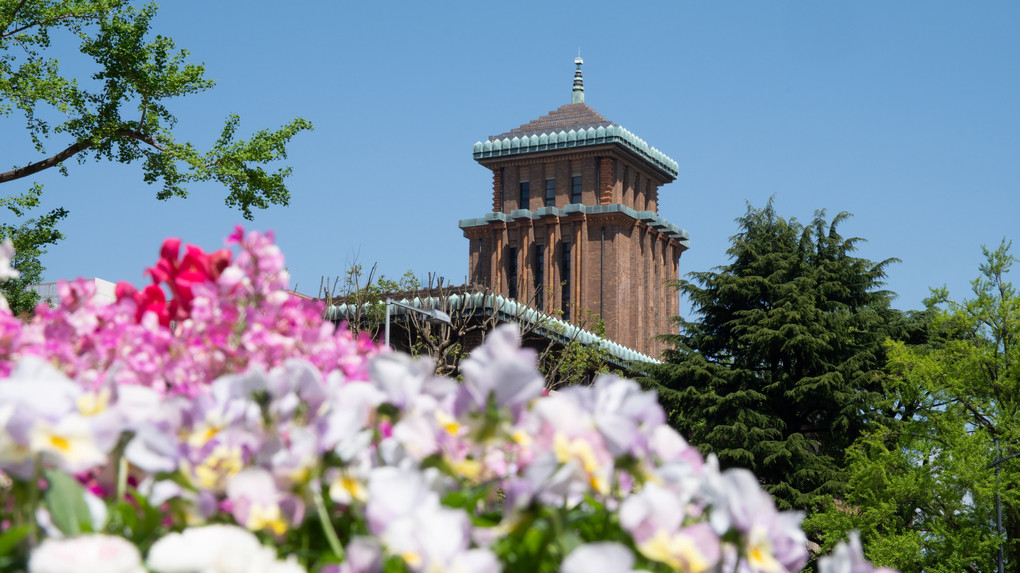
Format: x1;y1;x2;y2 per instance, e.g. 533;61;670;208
647;200;898;510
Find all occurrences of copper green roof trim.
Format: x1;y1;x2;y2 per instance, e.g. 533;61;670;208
326;293;660;369
472;123;679;179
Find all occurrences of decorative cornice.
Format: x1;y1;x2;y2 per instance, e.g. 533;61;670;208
472;125;679;179
463;227;489;240
459;203;690;251
479;148;613;169
588;211;637;232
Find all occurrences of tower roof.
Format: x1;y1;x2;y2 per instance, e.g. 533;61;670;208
488;103;614;141
472;58;679;180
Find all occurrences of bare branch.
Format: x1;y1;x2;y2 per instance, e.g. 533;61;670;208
0;139;91;182
0;127;164;183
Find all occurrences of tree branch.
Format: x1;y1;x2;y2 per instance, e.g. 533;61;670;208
1;10;107;38
0;0;30;36
0;128;164;183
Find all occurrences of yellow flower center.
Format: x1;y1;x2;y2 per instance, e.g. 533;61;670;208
77;389;110;417
638;530;710;573
248;504;288;536
193;445;243;490
435;410;461;435
448;456;482;481
553;433;609;494
48;435;71;452
746;525;781;572
401;551;423;568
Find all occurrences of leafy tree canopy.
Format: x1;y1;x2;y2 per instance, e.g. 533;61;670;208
1;0;312;217
646;200;900;511
0;186;64;314
806;240;1020;572
1;0;312;305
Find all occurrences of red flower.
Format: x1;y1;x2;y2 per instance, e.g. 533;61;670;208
116;282;170;326
119;238;233;327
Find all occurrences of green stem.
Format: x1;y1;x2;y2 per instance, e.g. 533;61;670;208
116;455;128;503
27;460;42;546
311;484;344;560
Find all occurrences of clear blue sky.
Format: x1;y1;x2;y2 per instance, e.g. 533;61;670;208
4;1;1019;319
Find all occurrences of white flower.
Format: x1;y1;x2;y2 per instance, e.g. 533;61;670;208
562;542;647;573
0;239;19;281
147;524;306;573
818;531;897;573
0;357;120;478
29;534;145;573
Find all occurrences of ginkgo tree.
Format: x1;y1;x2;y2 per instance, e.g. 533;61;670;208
807;240;1020;572
1;0;312;310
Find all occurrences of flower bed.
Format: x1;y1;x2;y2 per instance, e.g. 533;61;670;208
0;230;891;572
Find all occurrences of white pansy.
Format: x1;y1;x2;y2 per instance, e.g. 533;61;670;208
147;524;307;573
29;534;145;573
0;239;19;281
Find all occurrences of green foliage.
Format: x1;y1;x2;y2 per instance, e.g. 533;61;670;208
807;240;1020;572
104;489;168;557
646;200;899;511
0;523;31;570
1;1;311;296
541;310;614;389
42;469;93;536
1;0;313;218
0;185;65;314
488;497;672;573
324;264;422;337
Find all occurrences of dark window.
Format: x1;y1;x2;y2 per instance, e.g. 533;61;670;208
545;179;555;207
561;242;571;320
519;182;530;210
534;244;545;311
507;246;518;300
571;176;582;204
499;168;505;212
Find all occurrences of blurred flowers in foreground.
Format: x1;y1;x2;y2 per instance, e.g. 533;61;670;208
0;229;895;572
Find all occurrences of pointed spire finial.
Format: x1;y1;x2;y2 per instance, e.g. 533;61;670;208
571;54;584;104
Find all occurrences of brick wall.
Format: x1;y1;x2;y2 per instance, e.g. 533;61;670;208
469;148;684;356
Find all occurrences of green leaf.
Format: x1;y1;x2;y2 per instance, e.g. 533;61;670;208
0;524;31;557
382;555;412;573
43;469;94;536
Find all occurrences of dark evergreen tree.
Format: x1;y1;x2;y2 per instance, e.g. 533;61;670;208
647;200;898;510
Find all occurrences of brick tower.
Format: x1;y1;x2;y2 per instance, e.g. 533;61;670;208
459;58;689;357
